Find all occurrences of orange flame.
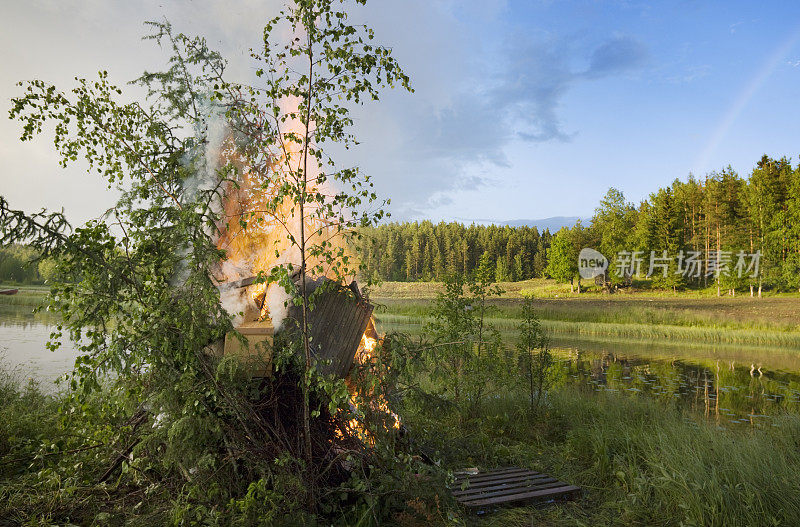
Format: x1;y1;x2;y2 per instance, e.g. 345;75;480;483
213;104;396;444
214;102;351;321
342;318;401;442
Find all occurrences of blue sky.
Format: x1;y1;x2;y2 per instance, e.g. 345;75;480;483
2;1;800;224
398;0;800;222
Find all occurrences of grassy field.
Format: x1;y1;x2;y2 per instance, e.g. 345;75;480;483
371;277;800;300
371;279;800;349
387;278;800;524
2;277;799;524
379;313;800;350
3;365;799;526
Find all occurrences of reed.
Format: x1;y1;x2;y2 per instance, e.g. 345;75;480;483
0;287;47;307
481;389;800;526
377;312;800;349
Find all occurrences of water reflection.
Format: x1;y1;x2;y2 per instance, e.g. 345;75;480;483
0;304;79;389
380;318;800;427
552;347;800;427
3;304;800;420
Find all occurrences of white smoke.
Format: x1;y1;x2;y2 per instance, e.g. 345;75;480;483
171;96;229;290
259;239;303;329
180;97;256;325
217;260;252;325
184;96;229;203
265;282;292;330
219;286;250;326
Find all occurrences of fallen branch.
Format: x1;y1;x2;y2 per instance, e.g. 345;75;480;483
98;408;148;484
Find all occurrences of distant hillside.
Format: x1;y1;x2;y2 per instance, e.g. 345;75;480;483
502;216;590;232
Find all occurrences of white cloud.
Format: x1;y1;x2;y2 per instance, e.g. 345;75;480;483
0;0;648;223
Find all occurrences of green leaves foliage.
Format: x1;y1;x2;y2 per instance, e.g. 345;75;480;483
421;255;512;418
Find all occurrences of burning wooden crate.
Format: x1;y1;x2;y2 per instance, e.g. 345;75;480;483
221;320;274;376
284;278;374;377
218;276;374;378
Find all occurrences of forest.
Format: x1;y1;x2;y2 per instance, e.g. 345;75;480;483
0;245;55;285
358;154;800;293
358;222;551;283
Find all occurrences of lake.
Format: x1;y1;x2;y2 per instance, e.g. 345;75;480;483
379;318;800;428
0;304;80;389
2;303;799;426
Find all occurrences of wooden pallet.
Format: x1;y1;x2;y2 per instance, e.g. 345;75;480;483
451;467;581;509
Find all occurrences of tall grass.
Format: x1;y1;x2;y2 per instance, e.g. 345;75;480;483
542;319;800;348
0;363;60;481
375;297;800;332
373;278;800;300
546;389;800;526
376;312;800;349
404;386;800;526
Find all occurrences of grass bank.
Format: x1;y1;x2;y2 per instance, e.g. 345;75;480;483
372;277;800;300
542;319;800;347
406;386;800;526
377;312;800;349
0;286;48;307
375;298;800;331
372;280;800;331
3;364;799;526
372;280;800;347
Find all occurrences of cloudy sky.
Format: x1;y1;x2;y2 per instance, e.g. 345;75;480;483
2;0;800;225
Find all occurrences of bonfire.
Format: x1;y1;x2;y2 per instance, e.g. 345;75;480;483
207;112;401;455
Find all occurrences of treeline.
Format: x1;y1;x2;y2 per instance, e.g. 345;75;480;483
0;245;56;285
358;222;552;282
359;154;800;293
548;154;800;293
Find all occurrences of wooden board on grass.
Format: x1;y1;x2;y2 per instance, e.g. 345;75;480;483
451;467;581;509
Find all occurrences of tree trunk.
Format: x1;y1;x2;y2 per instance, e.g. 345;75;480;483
300;28;315;510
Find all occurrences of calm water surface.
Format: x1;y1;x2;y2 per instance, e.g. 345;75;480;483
0;304;79;389
380;318;800;427
2;303;799;425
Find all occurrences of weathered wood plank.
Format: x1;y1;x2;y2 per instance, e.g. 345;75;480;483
450;467;581;510
453;467;527;478
454;471;546;488
452;476;558;498
457;480;569;504
461;484;582;507
453;467;532;483
284;278;373;378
